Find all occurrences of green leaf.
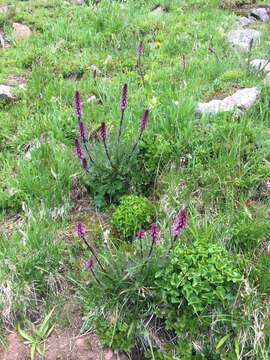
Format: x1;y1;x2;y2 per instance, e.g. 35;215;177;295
17;324;34;343
216;334;230;350
235;339;240;359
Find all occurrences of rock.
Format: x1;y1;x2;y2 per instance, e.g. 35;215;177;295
0;5;15;13
67;0;85;4
0;85;16;101
87;95;98;103
13;23;32;39
198;87;260;115
227;29;261;51
151;5;166;16
238;16;256;27
250;59;270;73
0;30;10;48
90;64;101;75
250;8;269;22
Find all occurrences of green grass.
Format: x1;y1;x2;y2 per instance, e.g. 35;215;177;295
0;0;270;358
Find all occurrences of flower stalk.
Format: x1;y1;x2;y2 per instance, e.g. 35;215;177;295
118;83;128;143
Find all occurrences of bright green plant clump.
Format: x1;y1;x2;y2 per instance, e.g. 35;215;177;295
111;195;155;239
156;241;241;314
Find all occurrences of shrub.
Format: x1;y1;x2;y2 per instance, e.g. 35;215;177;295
156;241;241;315
73;86;152;207
111;195;155;239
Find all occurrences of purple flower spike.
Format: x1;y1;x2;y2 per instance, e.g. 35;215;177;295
171;207;188;240
150;224;160;244
120;83;128;112
76;222;86;238
136;230;146;240
75;138;83;160
75;91;82;120
79;121;87;142
99;122;108;143
140;109;149;133
85;257;95;271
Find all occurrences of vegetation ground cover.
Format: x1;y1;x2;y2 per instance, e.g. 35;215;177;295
0;0;270;359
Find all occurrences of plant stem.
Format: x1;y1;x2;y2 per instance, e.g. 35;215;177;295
90;269;102;286
140;238;143;257
147;238;155;259
103;141;113;168
118;111;124;144
82;236;114;282
127;131;142;164
82;140;95;164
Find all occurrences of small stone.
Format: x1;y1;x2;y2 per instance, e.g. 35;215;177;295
228;29;261;51
197;87;260;115
67;0;85;4
0;5;15;13
151;6;166;16
90;64;101;75
87;95;97;103
250;59;270;74
13;23;32;39
0;30;10;49
250;8;269;22
0;85;16;101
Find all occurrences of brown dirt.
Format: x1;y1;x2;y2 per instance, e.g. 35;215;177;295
202;86;240;102
6;75;27;88
0;214;24;238
0;330;128;360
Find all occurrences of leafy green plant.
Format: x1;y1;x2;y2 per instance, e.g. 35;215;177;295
111;195;155;239
74;86;151;207
95;318;134;353
17;308;55;360
156;241;241;314
79;207;188;354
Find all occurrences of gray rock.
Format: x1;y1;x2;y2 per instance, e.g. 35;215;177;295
151;6;166;16
250;59;270;74
0;5;15;13
198;87;260;115
0;85;16;101
227;29;261;51
13;23;32;39
250;8;269;22
67;0;85;4
87;95;97;103
238;16;256;27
